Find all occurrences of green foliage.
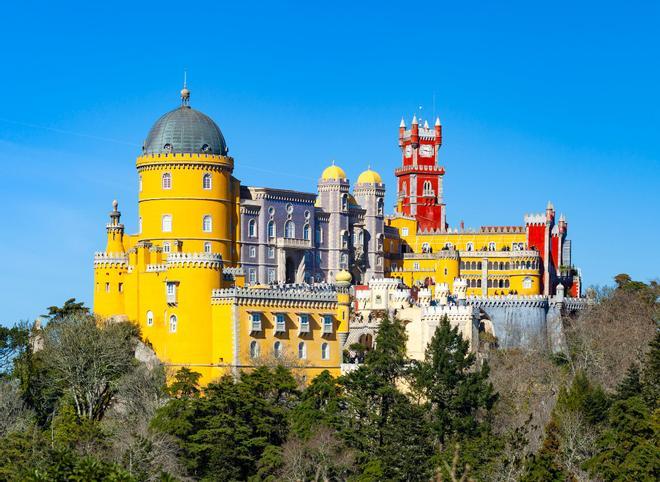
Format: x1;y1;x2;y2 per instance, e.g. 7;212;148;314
0;322;29;375
585;397;660;481
522;419;567;482
42;298;90;323
167;366;201;398
556;371;610;424
412;315;497;443
290;369;344;437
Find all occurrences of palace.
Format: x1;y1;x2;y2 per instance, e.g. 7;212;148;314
93;88;584;383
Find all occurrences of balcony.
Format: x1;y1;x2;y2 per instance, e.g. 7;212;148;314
298;315;310;334
250;313;262;333
322;316;334;335
275;237;313;250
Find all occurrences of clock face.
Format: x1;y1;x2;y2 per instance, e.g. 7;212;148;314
419;144;434;158
404;145;412;157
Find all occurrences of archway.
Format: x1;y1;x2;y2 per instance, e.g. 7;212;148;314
285;256;296;284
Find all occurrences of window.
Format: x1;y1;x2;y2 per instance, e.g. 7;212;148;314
202;173;212;189
477;261;482;270
488;242;496;251
166;282;177;303
523;277;532;289
146;310;153;326
249;246;256;258
299;314;310;333
139;217;142;234
298;342;307;359
162;215;172;233
423;180;434;196
275;313;286;332
251;313;262;332
105;282;110;292
377;256;382;266
505;279;510;288
340;253;348;268
445;242;453;250
376;234;383;250
249;269;257;284
413;262;420;271
315;225;323;244
203;215;212;232
204;242;211;253
303;224;310;241
402;181;407;195
466;242;474;251
377;198;384;215
268;221;275;238
162;172;172;189
139;175;143;192
321;342;330;360
268;246;275;259
267;268;276;284
284;221;295;239
163;241;171;253
401;227;409;236
250;340;260;359
286;203;294;214
169;315;177;333
323;315;333;334
422;242;431;253
444;268;448;275
273;341;282;358
341;194;348;212
248;219;256;237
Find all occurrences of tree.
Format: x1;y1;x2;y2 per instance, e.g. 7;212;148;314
412;315;497;444
42;298;89;323
290;370;344;437
39;315;138;421
0;322;29;374
586;397;660;481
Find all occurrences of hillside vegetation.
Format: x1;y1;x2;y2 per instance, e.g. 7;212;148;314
0;276;657;481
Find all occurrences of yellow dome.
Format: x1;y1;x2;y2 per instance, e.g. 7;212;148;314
335;270;352;284
321;163;347;181
357;168;382;184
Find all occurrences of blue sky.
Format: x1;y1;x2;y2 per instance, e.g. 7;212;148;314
1;0;658;324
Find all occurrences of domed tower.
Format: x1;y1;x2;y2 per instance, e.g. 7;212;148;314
353;168;385;283
316;162;351;281
137;87;239;263
334;270;352;347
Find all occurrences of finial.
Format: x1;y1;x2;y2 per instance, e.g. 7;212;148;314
435;116;441;126
112;199;118;211
412;114;418;125
180;70;190;106
546;200;554;210
400;117;406;128
331;159;335;166
424;120;429;129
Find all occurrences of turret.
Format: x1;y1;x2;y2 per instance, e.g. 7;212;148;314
411;114;419;146
105;200;125;253
558;213;567;234
434;117;442;146
546;201;555;224
399;118;406;146
335;270;352;346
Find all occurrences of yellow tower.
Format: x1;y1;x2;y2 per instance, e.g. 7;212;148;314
335;270;352;346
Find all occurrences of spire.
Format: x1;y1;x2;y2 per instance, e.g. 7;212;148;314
412;114;418;125
435;116;441;126
180;70;190;106
423;120;429;129
400;117;406;128
559;213;566;222
109;200;121;227
546;200;554;211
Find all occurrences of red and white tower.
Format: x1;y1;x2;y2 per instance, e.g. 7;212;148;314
395;115;446;232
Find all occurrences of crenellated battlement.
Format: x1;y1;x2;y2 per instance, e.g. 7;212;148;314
466;294;548;308
212;283;338;307
94;252;128;267
166;252;223;269
524;213;546;225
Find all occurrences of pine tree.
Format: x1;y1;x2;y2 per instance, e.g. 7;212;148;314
522;419;567;482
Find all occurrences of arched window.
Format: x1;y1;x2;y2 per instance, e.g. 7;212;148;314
523;277;532;289
487;261;492;270
505;262;510;270
162;241;171;253
315;225;322;244
146;310;154;326
466;242;474;252
202;215;212;232
422;242;431;253
202;173;212;189
515;261;520;269
505;279;510;288
303;224;310;241
162;215;172;233
162;172;172;189
169;315;177;333
139;217;142;234
499;262;504;270
268;221;275;238
298;342;306;360
204;242;212;253
284;220;295;239
487;279;492;288
499;279;504;288
248;219;256;237
526;261;531;269
250;340;260;359
471;261;477;270
321;342;330;360
341;231;348;249
460;261;465;269
377;198;384;215
402;181;407;195
477;262;482;270
477;279;482;288
340;253;348;268
139;175;143;192
273;341;282;358
488;242;496;251
341;194;348;212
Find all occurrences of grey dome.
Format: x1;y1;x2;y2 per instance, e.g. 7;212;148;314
143;105;227;155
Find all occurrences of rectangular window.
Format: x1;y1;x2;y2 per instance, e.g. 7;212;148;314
118;282;123;292
413;262;420;271
267;268;276;284
249;246;256;258
299;314;310;333
275;313;286;332
163;241;171;253
251;312;262;332
323;315;333;335
105;282;110;292
204;242;212;253
249;269;257;284
162;215;172;233
166;282;177;303
268;246;275;259
401;227;409;236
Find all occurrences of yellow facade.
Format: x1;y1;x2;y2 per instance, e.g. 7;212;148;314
385;216;542;297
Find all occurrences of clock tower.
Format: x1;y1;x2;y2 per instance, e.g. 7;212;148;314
395;115;446;232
